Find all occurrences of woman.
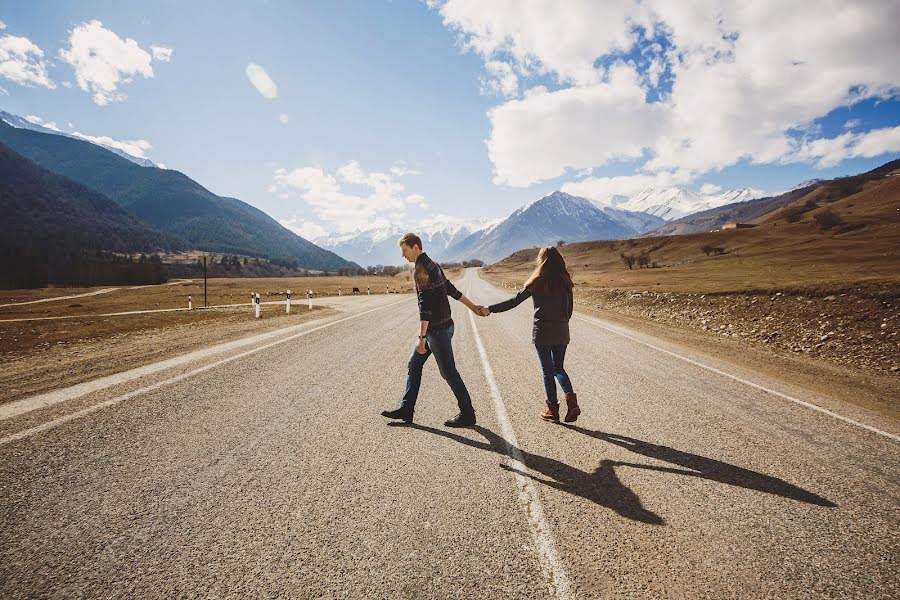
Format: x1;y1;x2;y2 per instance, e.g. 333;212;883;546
485;246;580;423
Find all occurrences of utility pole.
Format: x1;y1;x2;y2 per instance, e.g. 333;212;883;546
203;255;208;307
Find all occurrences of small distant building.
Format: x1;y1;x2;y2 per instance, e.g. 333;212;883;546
721;222;757;230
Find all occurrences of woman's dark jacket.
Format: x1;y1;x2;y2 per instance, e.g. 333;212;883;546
488;285;573;346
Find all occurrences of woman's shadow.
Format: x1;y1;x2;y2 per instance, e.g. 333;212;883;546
388;422;835;526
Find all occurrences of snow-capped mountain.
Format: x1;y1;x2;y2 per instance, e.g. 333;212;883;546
313;217;497;266
443;191;665;263
788;179;824;192
597;187;770;221
614;187;706;221
0;111;158;168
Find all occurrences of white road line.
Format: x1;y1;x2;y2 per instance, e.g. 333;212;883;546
466;295;574;599
574;314;900;443
0;298;412;447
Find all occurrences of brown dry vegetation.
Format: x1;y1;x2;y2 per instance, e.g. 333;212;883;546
483;170;900;388
0;275;413;320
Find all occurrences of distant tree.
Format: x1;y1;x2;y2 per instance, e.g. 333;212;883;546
712;247;726;255
637;254;650;269
620;252;636;270
557;240;566;247
814;208;843;230
701;245;714;256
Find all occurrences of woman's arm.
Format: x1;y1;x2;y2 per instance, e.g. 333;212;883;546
488;288;532;314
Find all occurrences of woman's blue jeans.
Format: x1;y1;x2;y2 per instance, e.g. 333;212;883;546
535;344;574;404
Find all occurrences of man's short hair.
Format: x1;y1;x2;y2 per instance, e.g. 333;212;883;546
398;232;423;250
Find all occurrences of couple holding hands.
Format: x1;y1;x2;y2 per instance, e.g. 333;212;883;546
381;233;581;428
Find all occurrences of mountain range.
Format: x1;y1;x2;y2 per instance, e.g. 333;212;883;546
0;116;357;271
599;187;770;221
316;184;769;265
0;111;159;169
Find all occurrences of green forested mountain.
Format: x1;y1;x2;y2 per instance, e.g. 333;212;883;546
0;142;181;255
0;142;179;288
0;119;357;271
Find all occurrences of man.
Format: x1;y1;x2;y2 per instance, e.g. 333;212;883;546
381;233;483;427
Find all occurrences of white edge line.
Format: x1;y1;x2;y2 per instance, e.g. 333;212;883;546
466;284;574;600
0;297;413;447
574;314;899;443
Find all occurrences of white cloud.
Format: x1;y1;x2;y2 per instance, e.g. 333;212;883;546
0;20;6;30
406;193;428;208
0;34;55;89
433;1;900;187
700;183;722;194
787;125;900;168
271;161;425;232
150;45;173;62
279;113;289;124
389;161;421;177
0;85;8;96
488;63;667;186
71;130;153;160
843;119;862;129
58;20;156;105
246;63;277;99
480;60;518;97
24;114;61;131
279;218;329;240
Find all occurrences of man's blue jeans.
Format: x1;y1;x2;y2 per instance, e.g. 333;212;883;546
401;324;474;416
535;344;574;404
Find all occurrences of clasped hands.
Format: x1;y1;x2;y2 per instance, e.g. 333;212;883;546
473;305;491;317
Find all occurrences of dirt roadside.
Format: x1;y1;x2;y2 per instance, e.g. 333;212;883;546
0;305;335;405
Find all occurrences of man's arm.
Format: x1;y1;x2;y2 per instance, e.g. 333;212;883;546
445;280;481;314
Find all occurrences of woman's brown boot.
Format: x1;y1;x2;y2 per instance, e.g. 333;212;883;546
564;392;581;422
540;402;560;422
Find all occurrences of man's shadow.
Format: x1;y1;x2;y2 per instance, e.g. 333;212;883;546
388;422;834;526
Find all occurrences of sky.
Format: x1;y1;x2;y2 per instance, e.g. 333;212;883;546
1;0;899;239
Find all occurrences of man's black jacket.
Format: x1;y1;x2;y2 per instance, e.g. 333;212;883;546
414;253;461;329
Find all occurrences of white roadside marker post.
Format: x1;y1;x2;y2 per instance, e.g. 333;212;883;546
188;295;192;310
286;289;292;314
307;289;313;310
367;286;370;295
338;287;342;296
255;293;261;319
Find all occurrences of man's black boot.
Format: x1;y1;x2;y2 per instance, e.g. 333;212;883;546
381;406;413;423
444;412;476;428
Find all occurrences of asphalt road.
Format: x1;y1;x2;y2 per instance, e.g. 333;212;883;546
1;269;897;599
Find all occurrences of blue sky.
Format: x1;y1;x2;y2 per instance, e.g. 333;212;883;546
1;0;899;238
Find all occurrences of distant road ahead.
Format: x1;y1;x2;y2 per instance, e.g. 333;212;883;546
1;269;897;598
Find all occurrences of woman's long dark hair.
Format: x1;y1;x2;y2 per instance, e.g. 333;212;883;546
524;246;574;295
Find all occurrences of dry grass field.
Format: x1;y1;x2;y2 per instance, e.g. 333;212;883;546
482;169;900;398
486;174;900;294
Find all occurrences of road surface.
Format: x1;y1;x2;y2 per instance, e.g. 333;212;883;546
1;269;897;598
